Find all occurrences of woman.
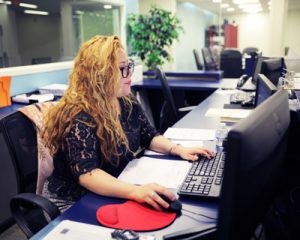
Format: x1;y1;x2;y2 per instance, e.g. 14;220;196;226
42;35;214;212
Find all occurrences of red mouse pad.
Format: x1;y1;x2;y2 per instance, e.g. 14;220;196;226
96;200;176;231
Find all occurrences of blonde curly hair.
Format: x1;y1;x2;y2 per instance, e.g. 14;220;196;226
42;35;131;165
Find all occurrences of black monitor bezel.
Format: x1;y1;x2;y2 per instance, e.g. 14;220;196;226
217;89;290;240
254;73;278;107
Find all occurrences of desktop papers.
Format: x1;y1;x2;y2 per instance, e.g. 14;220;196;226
118;156;191;189
42;220;112;240
205;108;252;123
163;127;216;141
39;84;68;96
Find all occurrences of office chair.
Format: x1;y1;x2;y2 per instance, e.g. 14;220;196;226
261;57;286;86
201;47;218;71
242;47;259;56
219;48;243;78
155;68;196;133
0;110;60;238
0;122;19;233
193;49;204;70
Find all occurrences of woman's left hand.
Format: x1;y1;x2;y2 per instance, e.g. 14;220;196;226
173;145;214;161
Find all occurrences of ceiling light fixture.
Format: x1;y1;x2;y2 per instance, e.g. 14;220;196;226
103;4;112;9
24;10;49;15
19;3;37;9
5;1;11;5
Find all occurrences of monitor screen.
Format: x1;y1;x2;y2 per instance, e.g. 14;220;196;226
254;74;277;106
217;89;290;240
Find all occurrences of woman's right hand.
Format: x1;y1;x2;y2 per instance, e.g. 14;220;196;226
129;183;177;211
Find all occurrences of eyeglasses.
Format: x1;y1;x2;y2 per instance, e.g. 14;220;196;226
119;60;135;78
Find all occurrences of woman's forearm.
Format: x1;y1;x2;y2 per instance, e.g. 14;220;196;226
149;135;181;155
79;168;138;199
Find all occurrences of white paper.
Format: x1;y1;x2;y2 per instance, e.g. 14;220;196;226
205;108;252;119
42;220;112;240
144;140;204;156
163;128;216;141
118;156;191;189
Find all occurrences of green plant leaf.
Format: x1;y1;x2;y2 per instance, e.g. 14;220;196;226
127;6;183;70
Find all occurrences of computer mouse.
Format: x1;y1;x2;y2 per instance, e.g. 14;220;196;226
157;193;182;214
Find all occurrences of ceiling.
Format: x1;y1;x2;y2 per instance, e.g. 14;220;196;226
6;0;300;15
6;0;116;15
178;0;300;15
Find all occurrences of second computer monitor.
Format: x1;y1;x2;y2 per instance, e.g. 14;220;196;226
254;73;278;106
217;89;290;240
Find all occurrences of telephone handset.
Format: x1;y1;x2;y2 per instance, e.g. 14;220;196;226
236;74;250;89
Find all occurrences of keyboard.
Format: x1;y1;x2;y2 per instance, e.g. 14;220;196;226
178;151;225;200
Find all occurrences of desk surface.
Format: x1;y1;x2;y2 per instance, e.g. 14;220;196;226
30;91;230;240
132;78;238;91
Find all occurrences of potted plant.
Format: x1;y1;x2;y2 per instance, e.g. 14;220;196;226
127;7;184;71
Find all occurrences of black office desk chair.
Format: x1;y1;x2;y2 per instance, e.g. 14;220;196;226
155;68;196;133
0;110;60;238
193;49;204;70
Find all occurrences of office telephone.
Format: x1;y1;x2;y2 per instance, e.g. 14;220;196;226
236;74;250;88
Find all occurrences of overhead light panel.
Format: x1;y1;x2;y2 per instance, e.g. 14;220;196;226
233;0;259;3
19;3;38;9
24;10;49;15
5;1;11;5
103;4;112;9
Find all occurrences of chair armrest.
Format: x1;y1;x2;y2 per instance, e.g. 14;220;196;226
10;192;60;238
178;105;197;112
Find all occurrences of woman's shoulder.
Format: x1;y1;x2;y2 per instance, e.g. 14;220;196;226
74;111;95;125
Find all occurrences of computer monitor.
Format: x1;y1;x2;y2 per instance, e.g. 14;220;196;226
251;52;263;84
217;89;290;240
240;52;262;91
254;74;278;106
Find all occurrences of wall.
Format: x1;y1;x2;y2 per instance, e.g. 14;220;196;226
223;12;270;55
176;2;216;71
0;5;21;67
16;13;61;65
284;9;300;56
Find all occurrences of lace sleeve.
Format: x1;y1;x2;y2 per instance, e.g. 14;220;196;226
62;115;100;181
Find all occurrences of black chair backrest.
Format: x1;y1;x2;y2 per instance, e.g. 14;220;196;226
0;123;19;232
0;111;38;194
201;47;218;70
242;47;259;56
220;48;243;78
193;49;204;70
156;68;179;133
261;57;286;86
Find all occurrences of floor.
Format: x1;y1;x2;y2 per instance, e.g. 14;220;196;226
0;224;27;240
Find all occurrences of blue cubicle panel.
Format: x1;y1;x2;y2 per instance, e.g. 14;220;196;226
11;69;70;96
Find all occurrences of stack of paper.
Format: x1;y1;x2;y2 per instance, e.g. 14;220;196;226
118;156;191;189
205;108;252;123
163;127;216;141
39;84;68;96
42;220;112;240
12;93;54;103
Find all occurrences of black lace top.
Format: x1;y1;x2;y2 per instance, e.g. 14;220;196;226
47;97;158;201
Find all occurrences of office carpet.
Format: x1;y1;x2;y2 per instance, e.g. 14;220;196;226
0;224;26;240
